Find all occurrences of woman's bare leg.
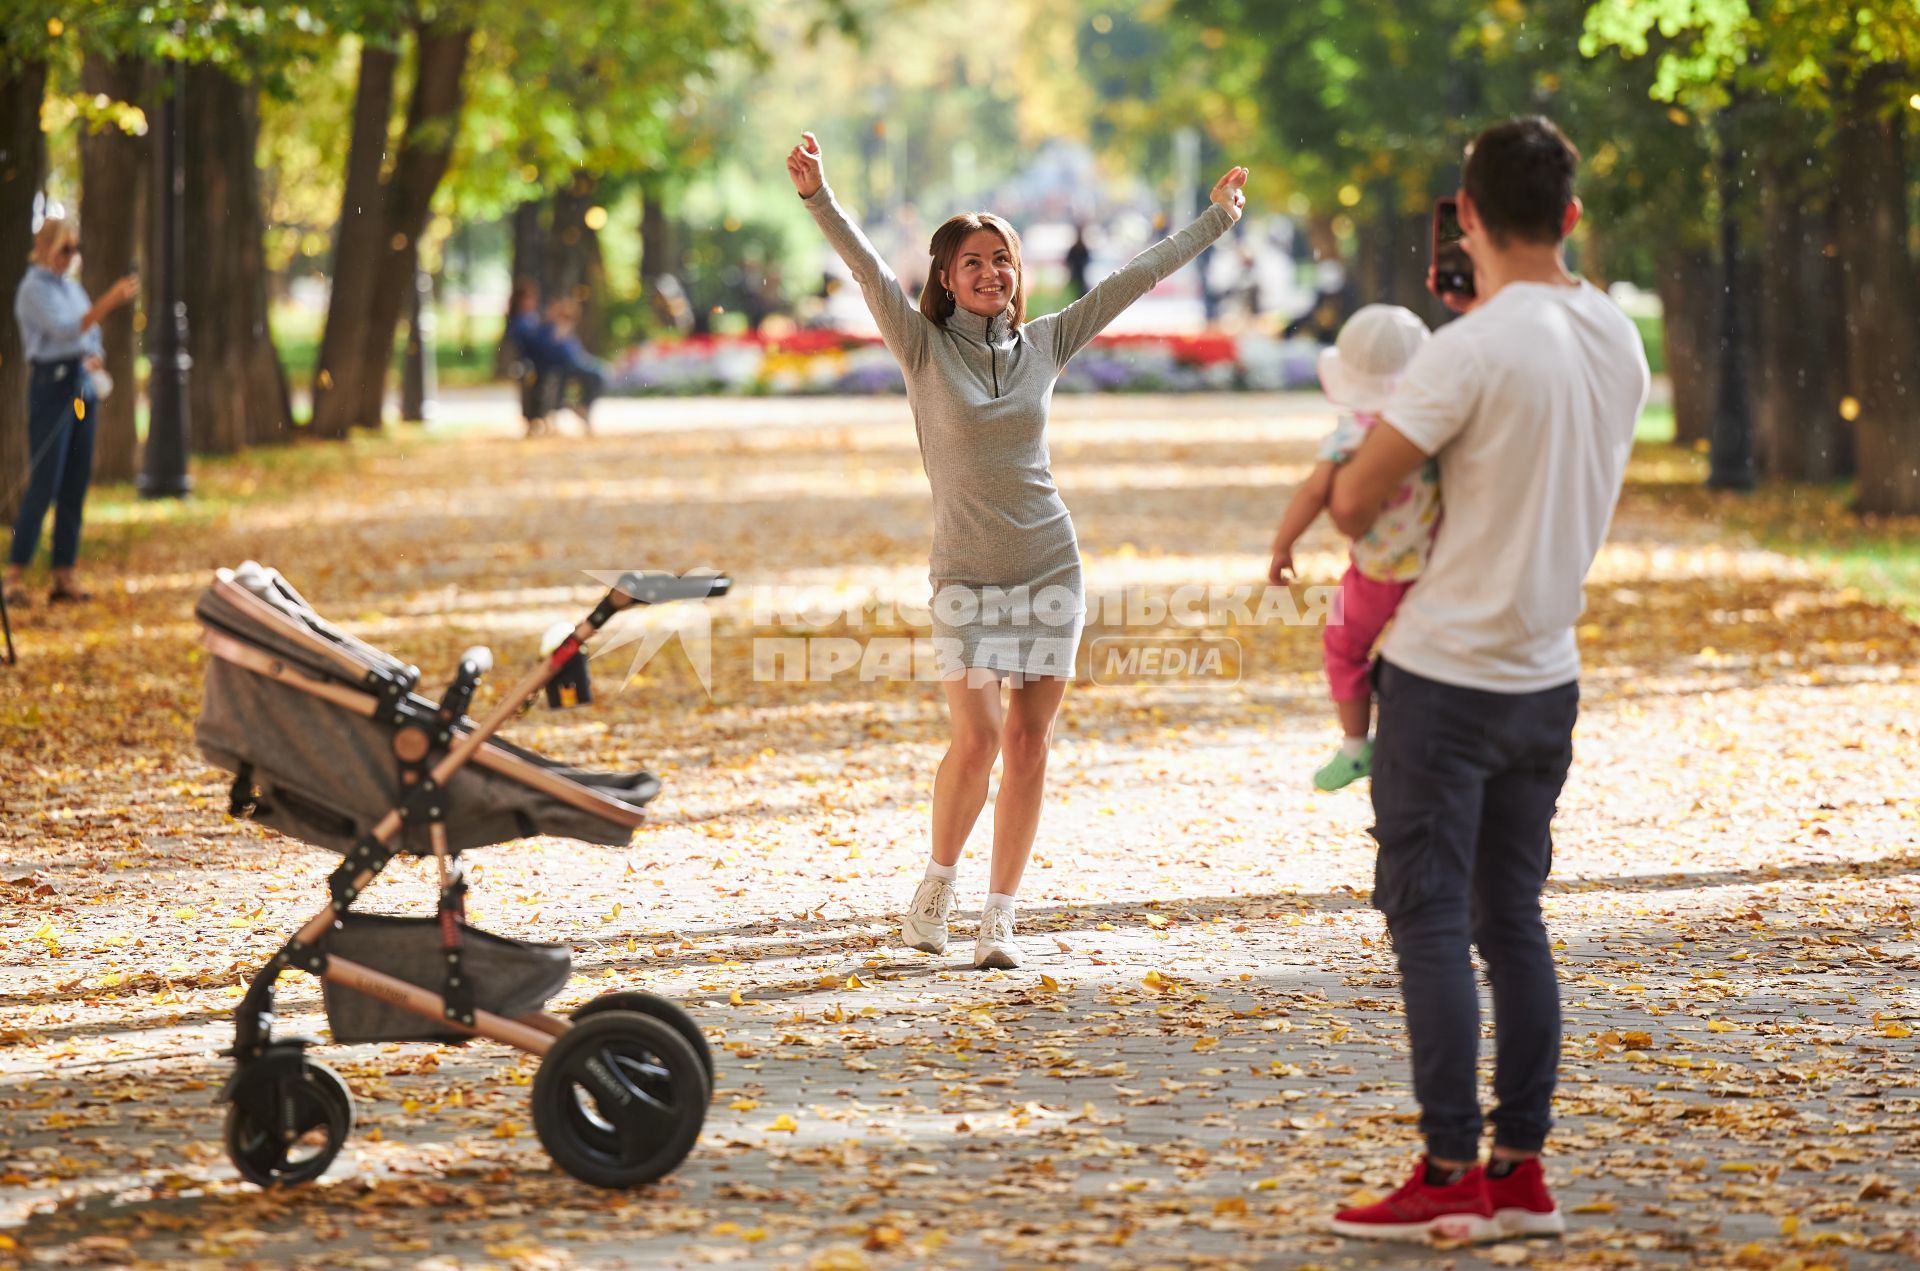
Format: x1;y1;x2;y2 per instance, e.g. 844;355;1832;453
988;675;1067;896
932;671;1004;868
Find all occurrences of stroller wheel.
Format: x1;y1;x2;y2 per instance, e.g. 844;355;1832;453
224;1055;354;1187
534;1010;709;1188
572;991;714;1082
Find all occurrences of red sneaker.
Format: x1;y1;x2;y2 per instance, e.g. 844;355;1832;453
1330;1158;1500;1243
1487;1156;1566;1236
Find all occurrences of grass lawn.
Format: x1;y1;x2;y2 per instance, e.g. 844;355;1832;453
270;304;503;390
1626;440;1920;620
81;417;490;558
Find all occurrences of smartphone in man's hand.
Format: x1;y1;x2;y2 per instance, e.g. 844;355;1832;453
1431;198;1474;300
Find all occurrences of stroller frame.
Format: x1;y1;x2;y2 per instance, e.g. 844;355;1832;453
202;568;730;1189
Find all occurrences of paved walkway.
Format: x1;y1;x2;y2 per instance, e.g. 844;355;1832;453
2;393;1917;1268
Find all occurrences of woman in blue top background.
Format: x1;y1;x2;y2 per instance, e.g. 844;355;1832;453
5;217;138;606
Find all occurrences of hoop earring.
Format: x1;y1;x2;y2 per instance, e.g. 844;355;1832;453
945;289;954;303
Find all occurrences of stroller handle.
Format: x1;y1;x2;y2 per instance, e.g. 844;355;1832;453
609;571;732;609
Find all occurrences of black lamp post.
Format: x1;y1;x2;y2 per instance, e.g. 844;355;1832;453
140;52;191;499
1707;106;1756;491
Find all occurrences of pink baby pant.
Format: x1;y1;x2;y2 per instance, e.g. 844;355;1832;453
1324;562;1413;702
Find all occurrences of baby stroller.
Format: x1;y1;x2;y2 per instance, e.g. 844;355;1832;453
194;562;729;1189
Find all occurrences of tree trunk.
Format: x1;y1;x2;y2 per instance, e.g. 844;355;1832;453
1822;200;1854;478
1755;141;1849;482
0;56;47;527
400;268;436;422
1653;245;1717;446
1355;188;1448;329
181;64;292;454
640;182;669;291
308;42;399;439
79;53;147;483
1835;68;1920;515
495;197;545;376
348;22;472;429
545;170;607;353
640;180;694;337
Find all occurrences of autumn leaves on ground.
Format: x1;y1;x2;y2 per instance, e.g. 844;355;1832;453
2;393;1917;1270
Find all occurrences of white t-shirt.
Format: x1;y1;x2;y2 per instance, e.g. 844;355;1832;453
1378;280;1649;692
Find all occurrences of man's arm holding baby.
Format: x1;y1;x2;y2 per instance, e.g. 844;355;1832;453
1328;423;1429;538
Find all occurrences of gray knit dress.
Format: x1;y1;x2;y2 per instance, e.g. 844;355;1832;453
805;186;1234;679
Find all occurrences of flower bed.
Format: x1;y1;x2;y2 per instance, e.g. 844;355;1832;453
607;328;1323;396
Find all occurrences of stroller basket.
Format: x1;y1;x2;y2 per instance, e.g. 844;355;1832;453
322;914;572;1044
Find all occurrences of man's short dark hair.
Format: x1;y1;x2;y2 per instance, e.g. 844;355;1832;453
1463;116;1580;247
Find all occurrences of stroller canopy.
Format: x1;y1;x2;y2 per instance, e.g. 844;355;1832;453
196;563;659;857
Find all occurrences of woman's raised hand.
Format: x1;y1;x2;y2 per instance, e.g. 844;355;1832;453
1210;166;1249;223
106;274;139;309
786;132;825;199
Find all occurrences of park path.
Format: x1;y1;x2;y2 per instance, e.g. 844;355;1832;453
2;392;1917;1270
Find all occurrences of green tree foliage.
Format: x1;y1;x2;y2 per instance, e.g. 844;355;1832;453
446;0;761;224
1583;0;1920;110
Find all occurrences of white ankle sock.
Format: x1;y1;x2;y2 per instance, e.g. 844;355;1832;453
984;892;1015;915
1340;735;1369;759
925;860;957;882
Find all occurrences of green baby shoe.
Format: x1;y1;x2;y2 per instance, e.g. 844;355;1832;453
1313;742;1372;792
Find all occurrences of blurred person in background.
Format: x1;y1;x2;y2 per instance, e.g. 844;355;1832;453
6;217;137;607
1064;225;1091;300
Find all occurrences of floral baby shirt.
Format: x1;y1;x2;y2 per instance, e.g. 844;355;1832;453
1317;410;1442;582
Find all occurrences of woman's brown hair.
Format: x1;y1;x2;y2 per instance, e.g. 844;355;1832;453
919;212;1027;330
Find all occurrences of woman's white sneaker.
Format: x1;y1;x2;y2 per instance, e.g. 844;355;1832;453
974;907;1021;969
901;877;955;954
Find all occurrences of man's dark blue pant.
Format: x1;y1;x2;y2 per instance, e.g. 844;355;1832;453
1369;659;1578;1162
9;361;97;571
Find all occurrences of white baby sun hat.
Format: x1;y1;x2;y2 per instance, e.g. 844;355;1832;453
1317;304;1431;413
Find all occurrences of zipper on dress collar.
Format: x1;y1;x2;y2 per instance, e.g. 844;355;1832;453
952;311;1006;398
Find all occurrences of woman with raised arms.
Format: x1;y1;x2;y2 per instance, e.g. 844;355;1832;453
787;132;1247;969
